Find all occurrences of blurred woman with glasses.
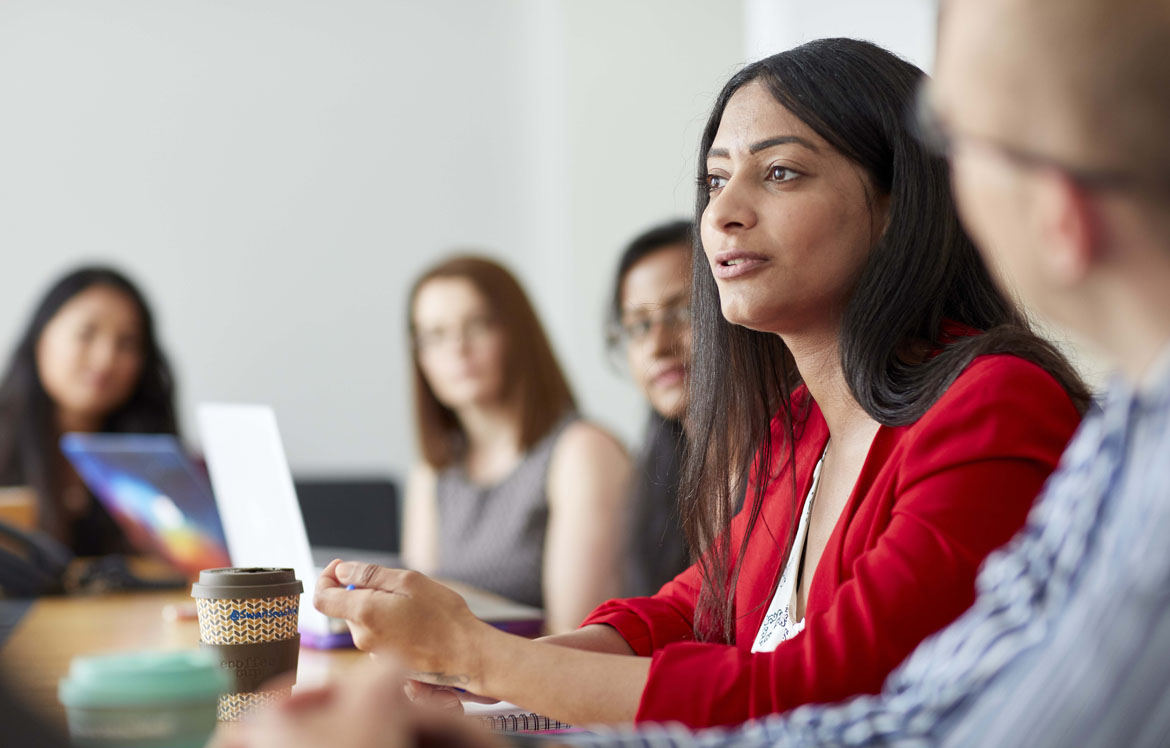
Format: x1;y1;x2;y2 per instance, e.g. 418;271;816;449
400;254;630;634
606;220;744;597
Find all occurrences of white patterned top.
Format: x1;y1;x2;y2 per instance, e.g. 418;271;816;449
751;445;828;653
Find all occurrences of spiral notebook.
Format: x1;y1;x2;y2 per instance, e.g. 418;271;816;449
463;700;573;732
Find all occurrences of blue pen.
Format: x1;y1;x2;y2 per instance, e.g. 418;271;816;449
345;584;356;591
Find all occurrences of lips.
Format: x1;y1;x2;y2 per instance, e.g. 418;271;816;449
651;364;686;388
82;374;118;393
711;250;769;279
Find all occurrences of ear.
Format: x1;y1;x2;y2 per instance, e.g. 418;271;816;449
1033;171;1101;286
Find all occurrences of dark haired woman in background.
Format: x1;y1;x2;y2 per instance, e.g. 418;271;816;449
0;266;178;556
399;255;629;634
608;220;749;597
314;39;1087;727
608;219;715;597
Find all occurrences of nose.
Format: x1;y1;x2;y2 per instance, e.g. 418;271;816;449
452;328;476;357
702;174;757;239
87;337;119;372
647;316;675;358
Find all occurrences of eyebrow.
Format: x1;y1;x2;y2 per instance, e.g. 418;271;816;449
623;290;689;314
707;135;819;160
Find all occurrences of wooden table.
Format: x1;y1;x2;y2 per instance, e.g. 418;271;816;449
0;589;366;726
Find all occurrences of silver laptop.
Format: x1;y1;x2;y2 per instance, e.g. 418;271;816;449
198;403;352;642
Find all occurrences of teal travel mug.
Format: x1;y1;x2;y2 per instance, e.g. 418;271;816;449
58;649;228;748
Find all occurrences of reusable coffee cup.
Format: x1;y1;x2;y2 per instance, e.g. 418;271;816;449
190;567;303;721
58;650;228;748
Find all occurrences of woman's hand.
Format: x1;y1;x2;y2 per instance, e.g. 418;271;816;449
313;559;494;690
404;680;464;711
404;679;501;711
316;560;648;726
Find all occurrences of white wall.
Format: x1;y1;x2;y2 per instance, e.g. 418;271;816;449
0;1;745;477
9;2;1057;481
744;0;938;72
546;1;745;448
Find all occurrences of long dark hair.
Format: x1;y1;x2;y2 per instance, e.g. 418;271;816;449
408;255;576;469
681;38;1091;643
0;267;179;544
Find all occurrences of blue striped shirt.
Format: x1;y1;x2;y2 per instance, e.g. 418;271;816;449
571;358;1170;748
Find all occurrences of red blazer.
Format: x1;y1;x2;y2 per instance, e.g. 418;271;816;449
582;355;1081;727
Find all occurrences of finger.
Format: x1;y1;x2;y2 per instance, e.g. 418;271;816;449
406;681;464;711
457;692;500;705
334;561;412;591
422;688;465;712
320;558;344;584
313;583;374;621
403;679;440;701
315;560;346;598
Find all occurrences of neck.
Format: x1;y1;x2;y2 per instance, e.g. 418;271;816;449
55;409;102;436
455;401;522;455
1063;250;1170;385
782;328;876;440
1095;302;1170;386
1112;314;1170;387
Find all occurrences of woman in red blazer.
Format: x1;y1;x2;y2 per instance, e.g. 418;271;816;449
580;353;1079;725
314;39;1088;728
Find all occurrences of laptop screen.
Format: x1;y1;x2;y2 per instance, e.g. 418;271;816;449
61;433;231;578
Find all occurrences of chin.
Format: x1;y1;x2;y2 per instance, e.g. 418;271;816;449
718;289;796;334
441;382;505;410
650;392;687;422
440;392;485;410
718;288;761;325
65;397;116;421
719;305;770;333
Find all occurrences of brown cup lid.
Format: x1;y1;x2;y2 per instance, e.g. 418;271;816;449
191;567;303;600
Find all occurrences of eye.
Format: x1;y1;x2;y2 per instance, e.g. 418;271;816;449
703;173;727;192
76;324;97;343
621;318;653;341
463;317;494;339
668;305;691;325
414;327;445;349
116;334;143;356
768;165;799;183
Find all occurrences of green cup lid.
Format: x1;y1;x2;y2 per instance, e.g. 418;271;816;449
59;650;229;708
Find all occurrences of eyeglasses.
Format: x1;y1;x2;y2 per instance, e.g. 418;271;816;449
911;80;1170;195
607;304;691;349
413;316;497;352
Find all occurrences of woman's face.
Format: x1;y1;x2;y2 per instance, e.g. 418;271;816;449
413;277;508;411
700;80;887;336
620;245;692;421
35;284;146;423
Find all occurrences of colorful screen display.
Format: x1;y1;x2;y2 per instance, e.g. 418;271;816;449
61;433;231;578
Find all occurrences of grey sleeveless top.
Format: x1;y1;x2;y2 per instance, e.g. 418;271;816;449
433;414;577;608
